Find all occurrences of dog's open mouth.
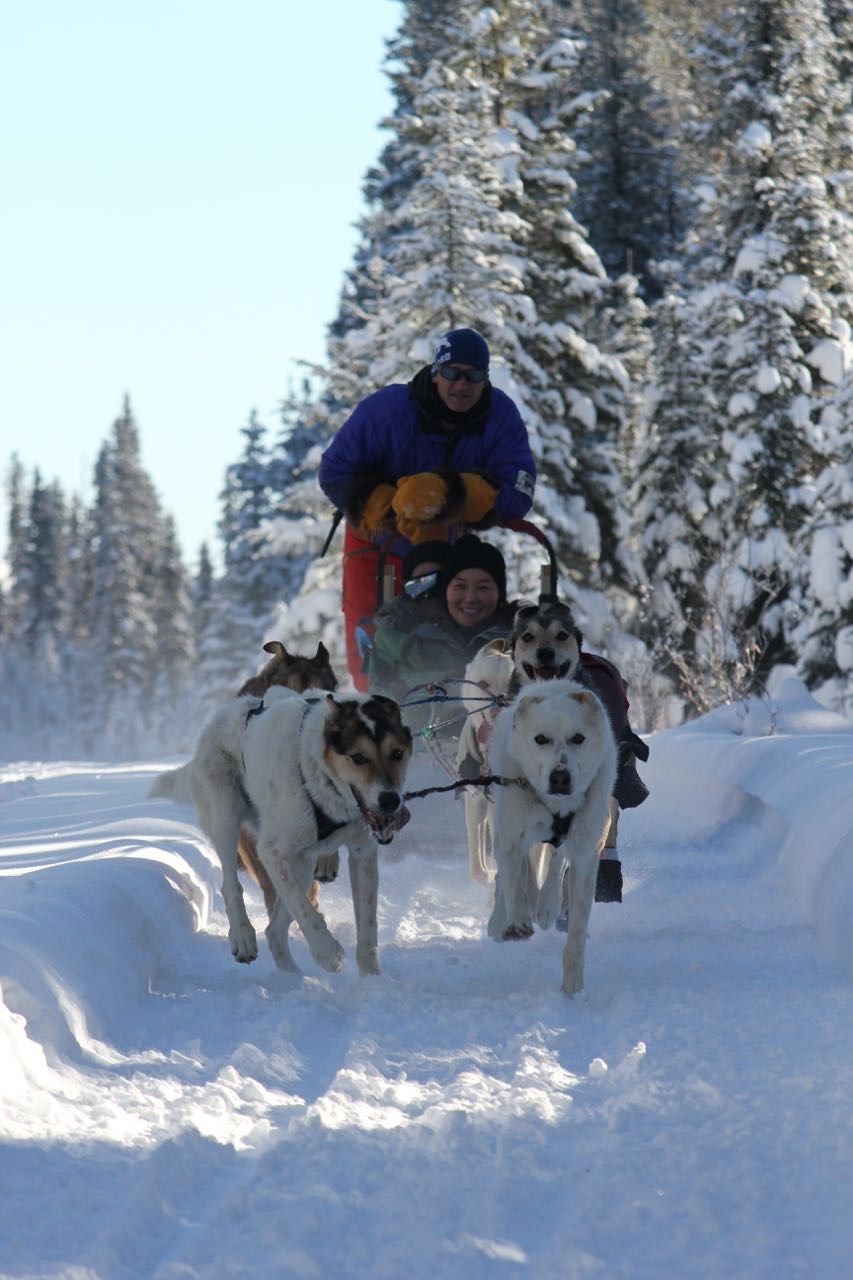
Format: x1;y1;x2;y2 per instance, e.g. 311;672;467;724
523;661;570;682
351;788;411;844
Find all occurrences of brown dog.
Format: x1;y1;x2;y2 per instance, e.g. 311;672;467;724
237;640;337;698
236;640;339;917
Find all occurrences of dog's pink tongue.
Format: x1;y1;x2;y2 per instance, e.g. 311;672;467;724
372;803;411;845
393;804;411;833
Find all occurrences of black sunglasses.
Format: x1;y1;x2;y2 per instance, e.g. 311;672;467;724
437;365;489;384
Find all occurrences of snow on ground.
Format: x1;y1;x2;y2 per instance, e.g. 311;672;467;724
0;678;851;1280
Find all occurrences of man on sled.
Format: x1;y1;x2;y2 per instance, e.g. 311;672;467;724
318;327;537;689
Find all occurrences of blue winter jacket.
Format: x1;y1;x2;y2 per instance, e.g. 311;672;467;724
318;370;537;527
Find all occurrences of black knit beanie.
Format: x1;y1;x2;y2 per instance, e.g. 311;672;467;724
401;540;452;582
439;534;507;603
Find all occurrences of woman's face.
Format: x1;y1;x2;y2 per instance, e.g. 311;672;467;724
445;569;500;627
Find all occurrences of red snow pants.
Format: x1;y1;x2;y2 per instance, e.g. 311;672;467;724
342;526;403;691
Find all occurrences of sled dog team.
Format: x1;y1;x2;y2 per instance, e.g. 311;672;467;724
152;608;630;998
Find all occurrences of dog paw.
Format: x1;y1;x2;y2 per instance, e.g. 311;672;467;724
229;922;258;964
503;920;534;941
561;954;584;996
314;851;340;884
536;895;559;931
315;938;346;973
356;945;381;977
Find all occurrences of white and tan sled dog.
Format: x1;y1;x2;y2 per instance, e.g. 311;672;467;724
487;679;616;996
455;638;514;884
151;688;413;976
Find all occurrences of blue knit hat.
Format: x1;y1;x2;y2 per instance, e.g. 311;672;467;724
431;328;490;374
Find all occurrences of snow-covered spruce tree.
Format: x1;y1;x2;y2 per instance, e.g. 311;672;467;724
632;0;853;706
19;471;69;663
86;399;176;751
629;267;723;643
200;412;276;698
189;541;246;712
466;2;636;603
64;493;94;651
0;465;70;747
209;404;335;689
3;455;29;639
218;409;275;619
566;0;687;293
791;345;853;711
253;379;349;663
192;542;216;640
696;0;853;685
147;514;196;735
330;0;464;351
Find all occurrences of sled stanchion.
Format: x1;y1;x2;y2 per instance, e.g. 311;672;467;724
497;517;559;602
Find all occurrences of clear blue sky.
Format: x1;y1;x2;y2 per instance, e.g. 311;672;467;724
0;0;402;569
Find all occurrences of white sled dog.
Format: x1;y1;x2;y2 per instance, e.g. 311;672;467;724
455;639;513;884
457;601;585;886
151;688;413;976
486;679;616;996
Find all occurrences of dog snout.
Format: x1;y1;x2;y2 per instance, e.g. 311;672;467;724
548;768;572;795
536;646;556;666
377;790;401;813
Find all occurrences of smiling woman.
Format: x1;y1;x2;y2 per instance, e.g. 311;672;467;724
367;535;518;707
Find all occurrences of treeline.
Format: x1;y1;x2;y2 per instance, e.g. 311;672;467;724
2;0;852;757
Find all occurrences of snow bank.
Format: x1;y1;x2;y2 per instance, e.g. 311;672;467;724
648;677;853;980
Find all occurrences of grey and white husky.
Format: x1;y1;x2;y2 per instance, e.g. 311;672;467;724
151;689;413;977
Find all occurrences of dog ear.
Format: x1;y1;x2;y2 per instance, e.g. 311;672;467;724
514;602;539;621
315;641;330;662
366;693;402;720
513;690;545;724
263;641;293;662
569;689;599;715
483;638;508;655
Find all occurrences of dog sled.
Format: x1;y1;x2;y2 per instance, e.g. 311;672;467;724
349;518;559;748
321;514;648;806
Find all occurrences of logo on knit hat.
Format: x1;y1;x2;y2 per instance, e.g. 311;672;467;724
432;328;490;373
434;335;454;366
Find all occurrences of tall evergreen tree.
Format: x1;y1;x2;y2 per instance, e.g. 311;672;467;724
633;0;853;699
149;514;195;701
568;0;685;291
88;398;164;715
21;472;68;659
5;455;29;637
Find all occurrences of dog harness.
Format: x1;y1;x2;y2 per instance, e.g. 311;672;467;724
242;697;347;841
547;810;574;848
298;700;348;842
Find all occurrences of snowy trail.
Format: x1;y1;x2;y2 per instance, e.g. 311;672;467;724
1;720;851;1279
